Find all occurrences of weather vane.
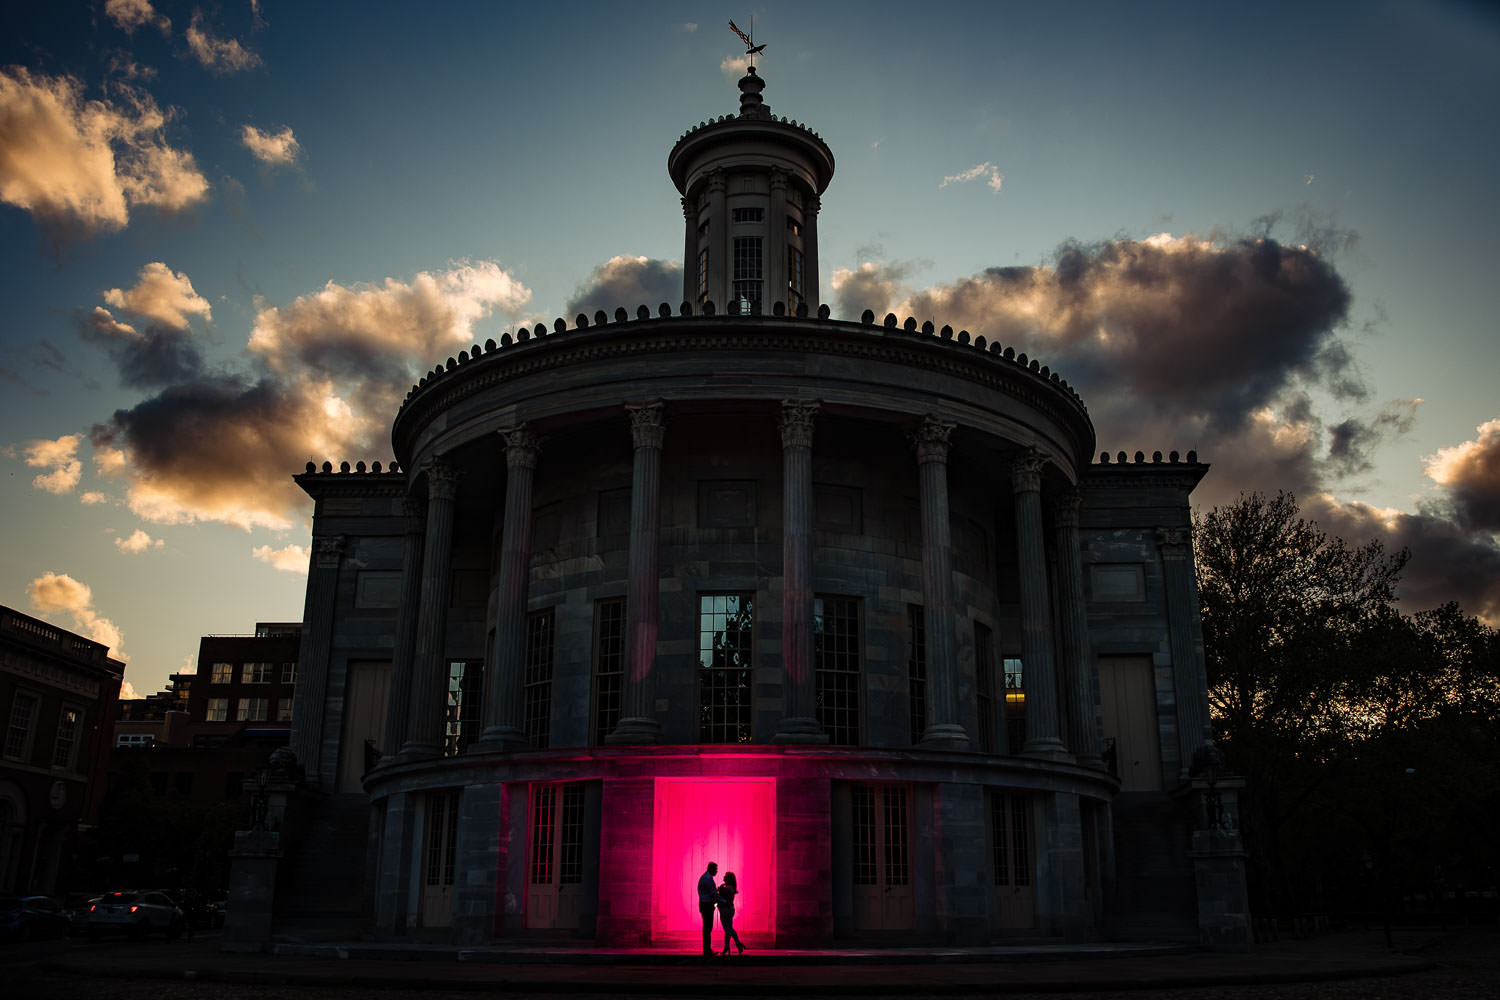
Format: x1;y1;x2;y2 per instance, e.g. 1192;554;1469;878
728;19;765;65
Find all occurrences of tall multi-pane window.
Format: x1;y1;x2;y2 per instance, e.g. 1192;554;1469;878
277;699;293;723
974;623;996;752
206;698;228;722
787;246;805;308
444;660;484;756
990;791;1033;888
592;598;626;744
732;237;762;310
852;785;910;887
697;593;754;743
244;662;273;684
523;610;555;749
281;662;297;684
5;694;38;760
210;662;233;684
814;596;860;744
1004;657;1026;754
424;789;460;892
697;248;709;302
237;697;269;722
907;606;927;744
52;706;81;769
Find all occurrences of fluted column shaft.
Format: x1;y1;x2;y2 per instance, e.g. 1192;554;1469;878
913;417;968;748
681;196;698;304
707;171;728;307
804;195;821;311
380;498;426;755
1012;451;1068;758
289;535;343;786
1159;526;1212;778
775;401;827;743
479;426;541;751
768;168;788;310
609;402;666;744
1055;491;1102;767
401;462;458;760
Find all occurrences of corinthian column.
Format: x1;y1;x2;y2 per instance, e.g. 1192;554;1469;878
1158;526;1211;779
774;400;828;743
1012;450;1068;759
1055;490;1102;767
912;416;969;748
608;402;666;744
682;196;697;305
381;497;426;755
400;460;458;760
290;535;343;786
478;425;542;751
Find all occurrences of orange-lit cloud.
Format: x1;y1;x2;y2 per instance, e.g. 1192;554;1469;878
0;68;209;236
26;571;128;660
241;124;300;166
252;543;309;573
114;528;163;553
23;434;84;494
186;11;261;74
1425;418;1500;533
103;261;212;329
105;0;170;35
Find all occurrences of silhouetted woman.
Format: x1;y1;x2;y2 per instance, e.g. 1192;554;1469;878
717;870;746;955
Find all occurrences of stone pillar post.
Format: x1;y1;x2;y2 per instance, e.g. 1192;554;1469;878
912;416;968;748
289;535;343;787
804;194;821;310
1012;450;1068;759
1055;490;1102;767
775;401;828;743
681;195;698;305
1158;526;1212;778
707;170;728;308
380;497;426;755
399;460;458;761
609;402;666;744
768;167;788;310
478;425;542;751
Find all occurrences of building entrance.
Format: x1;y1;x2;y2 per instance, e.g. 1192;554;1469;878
851;783;914;931
526;782;585;929
651;777;775;943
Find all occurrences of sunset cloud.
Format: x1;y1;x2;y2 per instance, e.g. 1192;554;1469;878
0;68;209;236
241;124;300;166
186;11;262;74
103;261;211;329
114;528;162;553
564;256;682;318
252;543;309;573
82;306;204;388
1425;418;1500;533
23;434;84;494
939;162;1003;193
26;571;128;659
104;0;170;35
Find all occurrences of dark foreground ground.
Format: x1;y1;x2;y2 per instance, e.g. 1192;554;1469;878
4;924;1497;999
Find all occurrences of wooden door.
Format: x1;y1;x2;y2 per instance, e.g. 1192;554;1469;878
526;783;585;929
851;784;914;931
1098;655;1164;792
338;659;390;792
419;789;459;927
990;791;1036;928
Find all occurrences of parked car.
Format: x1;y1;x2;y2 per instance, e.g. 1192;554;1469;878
85;890;183;940
0;895;71;942
65;894;101;934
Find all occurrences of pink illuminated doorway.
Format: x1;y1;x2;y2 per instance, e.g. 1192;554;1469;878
652;777;775;942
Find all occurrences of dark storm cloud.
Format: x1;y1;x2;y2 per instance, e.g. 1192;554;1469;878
563;256;683;319
79;306;205;388
1326;401;1421;478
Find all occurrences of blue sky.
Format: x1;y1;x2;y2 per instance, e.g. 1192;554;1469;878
2;1;1497;697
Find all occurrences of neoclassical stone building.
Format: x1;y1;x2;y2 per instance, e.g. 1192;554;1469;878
273;68;1248;950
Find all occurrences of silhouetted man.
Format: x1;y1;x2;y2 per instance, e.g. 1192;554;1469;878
696;861;719;956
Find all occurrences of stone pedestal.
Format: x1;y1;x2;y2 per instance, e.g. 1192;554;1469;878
222;829;281;952
1189;775;1253;951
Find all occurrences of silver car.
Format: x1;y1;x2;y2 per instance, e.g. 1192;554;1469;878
85;890;183;940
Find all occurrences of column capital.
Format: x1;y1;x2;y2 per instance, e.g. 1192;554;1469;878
910;415;955;465
807;194;822;216
779;399;820;449
708;168;727;194
626;400;666;450
1053;488;1082;528
423;459;459;501
681;195;695;220
1156;525;1193;560
399;495;426;533
1010;449;1046;494
769;165;790;192
500;424;542;470
313;535;345;569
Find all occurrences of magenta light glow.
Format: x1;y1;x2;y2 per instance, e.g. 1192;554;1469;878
652;777;776;940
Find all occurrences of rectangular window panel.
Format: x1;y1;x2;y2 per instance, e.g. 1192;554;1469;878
975;623;995;753
52;706;81;768
907;606;927;744
851;785;877;885
5;694;38;760
117;732;154;747
523;609;555;749
697;593;754;743
814;596;860;744
731;206;764;222
697;248;709;301
559;784;586;885
529;784;557;885
788;245;805;307
206;698;228;722
991;791;1033;887
592;598;626;745
236;697;268;722
444;660;484;756
281;662;297;685
883;786;910;886
1004;657;1026;754
243;662;273;684
276;699;293;723
425;790;460;888
732;237;762;309
210;663;233;684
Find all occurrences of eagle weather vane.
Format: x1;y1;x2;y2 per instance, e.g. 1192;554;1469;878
729;19;765;65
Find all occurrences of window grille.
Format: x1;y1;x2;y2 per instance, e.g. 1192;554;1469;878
281;662;297;684
529;784;556;885
210;663;233;684
277;698;293;723
559;784;585;884
883;786;911;885
990;791;1033;887
52;707;80;768
243;662;273;684
4;693;37;760
592;599;626;744
444;660;484;756
206;698;228;722
697;593;754;743
907;606;927;744
732;206;764;222
697;248;709;301
1004;657;1026;754
852;785;877;885
424;789;459;888
523;610;555;749
814;596;860;744
237;697;268;722
732;237;762;309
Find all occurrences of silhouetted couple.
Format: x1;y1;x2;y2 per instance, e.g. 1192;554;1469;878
696;861;746;956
